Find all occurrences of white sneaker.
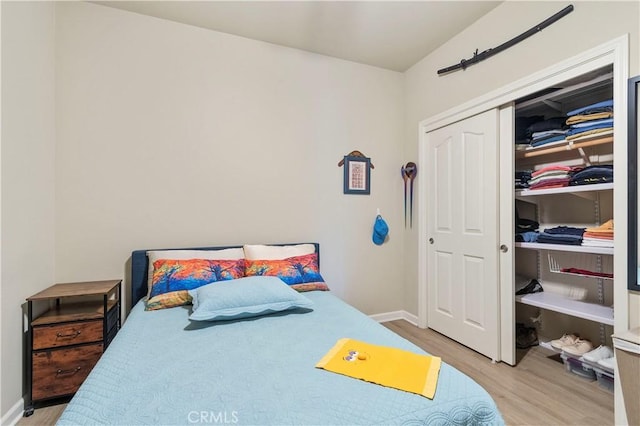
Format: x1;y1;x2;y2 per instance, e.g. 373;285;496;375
550;334;579;350
583;345;614;363
562;339;593;356
597;356;616;371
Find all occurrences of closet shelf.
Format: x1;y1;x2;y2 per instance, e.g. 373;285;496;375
515;292;614;325
515;136;613;159
516;182;613;198
515;69;612;114
539;340;562;353
515;242;614;255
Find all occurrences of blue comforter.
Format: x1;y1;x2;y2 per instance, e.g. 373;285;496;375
58;292;504;425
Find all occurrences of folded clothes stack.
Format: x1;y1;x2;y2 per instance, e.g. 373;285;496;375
530;130;567;148
515;170;533;189
527;117;568;148
565;99;613;143
527;165;575;190
537;225;585;245
569;164;613;186
515;231;539;243
582;219;614;248
514;210;539;242
515;115;544;145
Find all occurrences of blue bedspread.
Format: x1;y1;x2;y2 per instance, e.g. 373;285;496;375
58;292;504;425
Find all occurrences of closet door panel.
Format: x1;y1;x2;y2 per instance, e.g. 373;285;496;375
427;109;500;361
462;132;485;233
433;132;457;319
463;254;486;329
434;136;453;231
434;251;454;317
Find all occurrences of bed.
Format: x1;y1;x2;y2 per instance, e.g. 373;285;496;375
57;243;504;425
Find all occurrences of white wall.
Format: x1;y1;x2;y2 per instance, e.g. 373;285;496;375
403;1;640;320
0;1;56;419
54;2;405;314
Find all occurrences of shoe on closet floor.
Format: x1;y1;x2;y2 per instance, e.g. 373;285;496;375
562;339;593;356
597;356;616;370
515;279;544;295
582;345;614;363
550;333;579;350
516;325;539;349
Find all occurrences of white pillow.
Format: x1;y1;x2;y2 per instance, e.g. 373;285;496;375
243;244;315;260
146;248;245;299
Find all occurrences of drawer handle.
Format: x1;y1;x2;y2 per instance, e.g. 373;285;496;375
56;330;81;338
56;367;81;376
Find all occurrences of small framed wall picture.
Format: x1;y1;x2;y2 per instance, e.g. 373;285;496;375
343;155;371;195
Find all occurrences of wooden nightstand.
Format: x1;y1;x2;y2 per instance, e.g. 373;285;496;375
24;279;121;416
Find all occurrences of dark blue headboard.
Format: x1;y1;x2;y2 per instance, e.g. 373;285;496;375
131;243;320;308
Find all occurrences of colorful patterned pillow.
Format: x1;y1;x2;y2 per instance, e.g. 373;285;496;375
244;253;329;292
145;248;245;301
146;258;245;310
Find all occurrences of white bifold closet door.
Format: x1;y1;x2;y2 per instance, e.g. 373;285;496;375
426;108;500;361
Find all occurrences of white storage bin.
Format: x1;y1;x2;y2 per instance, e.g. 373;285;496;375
592;366;614;392
560;353;596;381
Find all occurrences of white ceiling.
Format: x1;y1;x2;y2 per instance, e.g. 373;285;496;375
93;1;502;72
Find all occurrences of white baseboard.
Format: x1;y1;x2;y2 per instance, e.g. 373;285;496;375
369;310;418;326
402;311;419;326
1;398;23;426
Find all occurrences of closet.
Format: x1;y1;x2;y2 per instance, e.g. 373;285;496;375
418;36;629;382
513;65;615;364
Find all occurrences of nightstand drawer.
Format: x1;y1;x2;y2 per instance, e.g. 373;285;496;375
33;320;103;350
106;305;119;331
32;343;103;400
106;323;118;348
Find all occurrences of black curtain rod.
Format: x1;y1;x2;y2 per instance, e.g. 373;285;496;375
437;4;574;76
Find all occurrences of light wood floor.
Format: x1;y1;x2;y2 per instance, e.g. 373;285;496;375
383;320;614;425
18;320;614;426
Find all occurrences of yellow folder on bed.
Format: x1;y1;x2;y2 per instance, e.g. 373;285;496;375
315;338;441;399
